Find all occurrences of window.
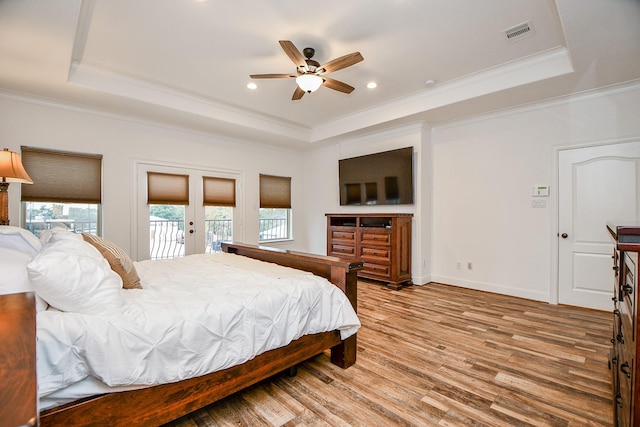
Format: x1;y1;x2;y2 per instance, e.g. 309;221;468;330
259;174;291;241
20;147;102;236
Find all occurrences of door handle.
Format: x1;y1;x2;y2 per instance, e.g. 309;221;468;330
561;233;568;239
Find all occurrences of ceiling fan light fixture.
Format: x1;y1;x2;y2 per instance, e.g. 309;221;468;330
296;74;323;93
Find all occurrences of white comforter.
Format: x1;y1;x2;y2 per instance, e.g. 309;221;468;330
37;253;360;398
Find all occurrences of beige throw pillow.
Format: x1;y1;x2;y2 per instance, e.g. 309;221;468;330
82;233;141;289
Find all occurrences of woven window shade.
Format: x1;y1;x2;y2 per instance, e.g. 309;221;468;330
147;172;189;205
259;174;291;209
203;176;236;207
20;147;102;204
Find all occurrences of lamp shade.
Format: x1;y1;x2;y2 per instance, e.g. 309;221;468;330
296;74;323;93
0;148;33;184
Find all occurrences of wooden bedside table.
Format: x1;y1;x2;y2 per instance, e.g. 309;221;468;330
0;292;37;427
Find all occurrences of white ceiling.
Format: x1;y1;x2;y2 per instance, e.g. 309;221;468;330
1;0;639;149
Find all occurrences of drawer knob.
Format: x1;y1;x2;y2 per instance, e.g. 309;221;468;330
613;265;619;271
624;284;634;295
614;309;620;315
621;362;632;378
617;332;625;344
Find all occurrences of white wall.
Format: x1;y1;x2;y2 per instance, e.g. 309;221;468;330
4;80;640;303
0;94;312;258
430;81;640;301
302;81;640;302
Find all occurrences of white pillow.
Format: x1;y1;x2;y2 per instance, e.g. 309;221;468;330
38;227;83;245
0;247;48;311
27;238;124;314
0;226;42;255
0;247;32;293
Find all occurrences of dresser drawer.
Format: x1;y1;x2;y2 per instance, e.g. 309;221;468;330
360;246;391;263
622;253;637;341
362;262;391;278
329;229;356;242
620;295;634;345
329;243;356;257
618;353;633;427
360;230;391;246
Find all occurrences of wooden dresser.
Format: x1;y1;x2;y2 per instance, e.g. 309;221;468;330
0;292;38;427
326;213;412;289
608;223;640;426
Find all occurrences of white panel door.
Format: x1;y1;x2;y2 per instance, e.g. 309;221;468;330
558;141;640;310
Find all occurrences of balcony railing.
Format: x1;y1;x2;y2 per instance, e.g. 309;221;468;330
149;220;184;260
25;220;97;237
150;218;233;260
258;218;288;241
26;217;286;260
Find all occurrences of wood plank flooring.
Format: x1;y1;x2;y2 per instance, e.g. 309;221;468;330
164;281;614;427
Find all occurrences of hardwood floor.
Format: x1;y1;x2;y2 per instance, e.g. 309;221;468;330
164;281;614;427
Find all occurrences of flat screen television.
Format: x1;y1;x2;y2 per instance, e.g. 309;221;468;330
339;146;414;206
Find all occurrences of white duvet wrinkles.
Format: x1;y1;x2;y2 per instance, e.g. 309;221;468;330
36;253;360;397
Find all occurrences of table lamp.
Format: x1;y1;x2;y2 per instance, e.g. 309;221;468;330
0;148;33;225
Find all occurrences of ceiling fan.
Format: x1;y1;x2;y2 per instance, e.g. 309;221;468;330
250;40;364;100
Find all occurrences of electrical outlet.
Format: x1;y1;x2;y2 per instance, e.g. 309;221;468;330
467;262;473;270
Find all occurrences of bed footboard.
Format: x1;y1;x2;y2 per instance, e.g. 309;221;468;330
222;242;362;368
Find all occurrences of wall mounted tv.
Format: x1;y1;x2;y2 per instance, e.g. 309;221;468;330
339;146;414;206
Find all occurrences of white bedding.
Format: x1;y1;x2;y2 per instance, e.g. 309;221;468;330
36;252;360;403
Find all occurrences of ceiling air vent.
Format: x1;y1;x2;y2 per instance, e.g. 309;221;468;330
504;21;533;41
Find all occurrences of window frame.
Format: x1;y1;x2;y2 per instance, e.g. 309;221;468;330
20;147;103;236
258;174;292;243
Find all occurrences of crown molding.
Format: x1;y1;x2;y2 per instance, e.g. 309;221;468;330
68;60;312;143
311;46;574;143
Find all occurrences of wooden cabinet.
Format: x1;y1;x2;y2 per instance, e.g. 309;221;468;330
0;292;38;427
326;213;412;289
608;223;640;426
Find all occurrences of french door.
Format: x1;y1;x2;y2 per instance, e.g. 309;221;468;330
134;161;243;261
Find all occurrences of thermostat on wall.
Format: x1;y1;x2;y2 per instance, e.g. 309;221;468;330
532;185;550;197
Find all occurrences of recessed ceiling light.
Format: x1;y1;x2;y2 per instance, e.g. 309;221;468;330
367;82;377;89
247;82;257;90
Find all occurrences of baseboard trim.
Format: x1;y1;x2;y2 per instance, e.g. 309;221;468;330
429;275;550;303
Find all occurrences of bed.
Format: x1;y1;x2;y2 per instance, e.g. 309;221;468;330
0;226;362;426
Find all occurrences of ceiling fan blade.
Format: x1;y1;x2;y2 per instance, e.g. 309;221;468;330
279;40;308;72
318;52;363;74
322;77;355;94
249;73;296;79
292;86;305;100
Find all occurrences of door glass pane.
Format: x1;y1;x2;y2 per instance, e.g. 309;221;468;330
205;206;232;253
149;205;185;260
24;202;99;237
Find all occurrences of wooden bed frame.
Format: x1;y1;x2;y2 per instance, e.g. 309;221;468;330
38;242;362;426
